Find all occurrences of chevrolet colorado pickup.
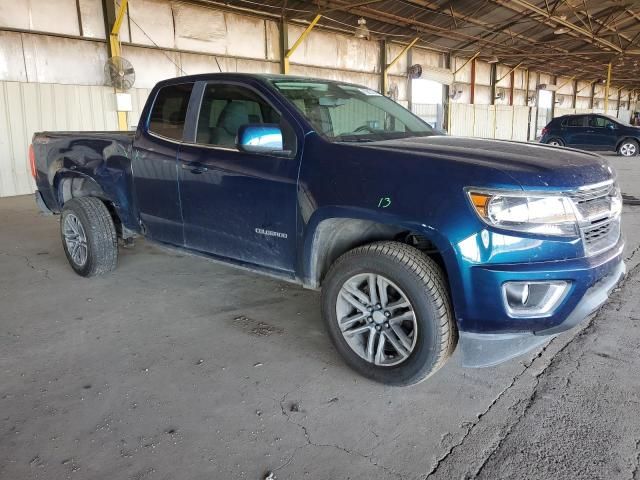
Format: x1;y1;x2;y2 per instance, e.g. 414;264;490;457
31;73;625;385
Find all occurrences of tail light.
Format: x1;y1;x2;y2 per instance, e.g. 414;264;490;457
29;144;36;179
541;127;549;136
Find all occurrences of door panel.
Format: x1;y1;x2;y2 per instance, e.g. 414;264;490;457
178;82;300;272
561;115;586;148
178;146;298;271
132;83;194;245
132;134;182;245
581;115;618;150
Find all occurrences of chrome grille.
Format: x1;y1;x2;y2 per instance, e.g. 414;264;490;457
568;181;620;256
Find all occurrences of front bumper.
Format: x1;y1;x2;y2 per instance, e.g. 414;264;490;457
454;232;625;367
459;258;625;367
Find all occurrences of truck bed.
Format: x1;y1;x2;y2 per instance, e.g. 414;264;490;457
32;130;137;229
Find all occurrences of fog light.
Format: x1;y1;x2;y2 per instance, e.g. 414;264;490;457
502;281;569;317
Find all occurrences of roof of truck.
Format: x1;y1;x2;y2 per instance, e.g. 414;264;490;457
155;72;364;87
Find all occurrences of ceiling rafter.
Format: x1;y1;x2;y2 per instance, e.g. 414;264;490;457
490;0;624;53
208;0;640;88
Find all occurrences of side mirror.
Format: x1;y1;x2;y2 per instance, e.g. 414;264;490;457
236;124;284;154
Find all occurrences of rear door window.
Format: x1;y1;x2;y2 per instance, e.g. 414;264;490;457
148;83;194;141
565;116;586;127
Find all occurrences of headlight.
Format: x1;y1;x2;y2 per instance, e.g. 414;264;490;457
467;189;578;236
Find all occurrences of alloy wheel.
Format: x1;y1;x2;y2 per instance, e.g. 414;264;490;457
336;273;418;366
63;213;88;266
620;143;637;156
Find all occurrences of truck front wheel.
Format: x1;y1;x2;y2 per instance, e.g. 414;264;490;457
321;241;456;386
60;197;118;277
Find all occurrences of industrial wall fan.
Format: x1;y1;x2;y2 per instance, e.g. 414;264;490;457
408;64;423;79
449;83;463;101
104;56;136;90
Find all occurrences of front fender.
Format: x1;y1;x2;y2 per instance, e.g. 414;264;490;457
300;206;455;288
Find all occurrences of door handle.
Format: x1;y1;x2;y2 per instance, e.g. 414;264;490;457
181;162;208;174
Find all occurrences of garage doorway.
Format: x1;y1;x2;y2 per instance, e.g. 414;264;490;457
411;79;444;131
535;89;553;139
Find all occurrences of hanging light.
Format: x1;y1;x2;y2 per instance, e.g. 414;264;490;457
554;26;570;34
487;56;499;64
354;18;370;39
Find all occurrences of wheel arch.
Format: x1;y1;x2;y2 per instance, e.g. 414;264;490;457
54;172;125;238
302;208;453;290
546;137;565;146
615;136;639;150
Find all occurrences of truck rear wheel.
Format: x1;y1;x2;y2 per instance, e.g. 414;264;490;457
60;197;118;277
321;241;456;386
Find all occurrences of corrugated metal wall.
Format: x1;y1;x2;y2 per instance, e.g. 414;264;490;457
0;81;150;197
0;0;637;197
448;103;534;141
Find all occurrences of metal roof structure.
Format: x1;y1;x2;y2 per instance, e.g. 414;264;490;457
202;0;640;88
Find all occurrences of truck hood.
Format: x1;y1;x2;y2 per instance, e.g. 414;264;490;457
359;136;614;189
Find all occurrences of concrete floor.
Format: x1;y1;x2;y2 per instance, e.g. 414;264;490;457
1;154;640;480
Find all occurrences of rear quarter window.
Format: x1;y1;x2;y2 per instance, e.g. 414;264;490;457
148;83;194;141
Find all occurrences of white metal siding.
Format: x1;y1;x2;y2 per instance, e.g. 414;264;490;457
0;81;150;197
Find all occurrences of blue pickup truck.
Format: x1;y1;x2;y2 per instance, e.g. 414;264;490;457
31;73;625;385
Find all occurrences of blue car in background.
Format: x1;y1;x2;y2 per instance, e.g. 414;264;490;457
541;113;640;156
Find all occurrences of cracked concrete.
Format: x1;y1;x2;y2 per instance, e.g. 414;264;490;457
1;155;639;479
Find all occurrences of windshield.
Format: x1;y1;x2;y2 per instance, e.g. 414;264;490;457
271;80;435;142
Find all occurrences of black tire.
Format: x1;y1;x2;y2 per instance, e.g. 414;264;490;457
617;139;638;157
321;241;456;386
60;197;118;277
546;138;564;147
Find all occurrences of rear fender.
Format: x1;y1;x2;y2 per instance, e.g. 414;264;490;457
53;171;136;237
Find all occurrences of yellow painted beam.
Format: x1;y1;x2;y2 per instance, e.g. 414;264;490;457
453;51;480;75
576;80;595;95
111;0;128;35
496;62;523;83
283;14;322;74
117;111;128;131
604;62;612;113
109;0;129;131
383;37;419;96
109;0;128;58
556;76;575;90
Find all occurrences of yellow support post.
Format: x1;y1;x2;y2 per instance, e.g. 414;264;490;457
110;0;129;131
109;0;128;58
383;37;419;96
283;14;322;74
604;62;612;113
